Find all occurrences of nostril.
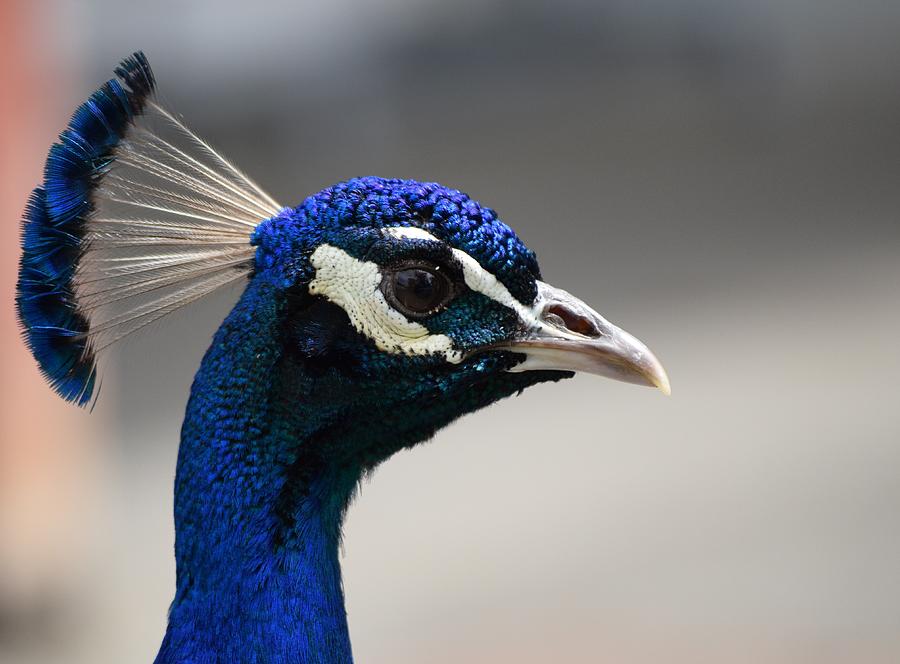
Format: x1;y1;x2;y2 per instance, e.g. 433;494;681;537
545;303;601;337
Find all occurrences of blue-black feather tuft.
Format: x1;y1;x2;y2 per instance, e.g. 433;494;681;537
16;52;156;405
115;51;155;109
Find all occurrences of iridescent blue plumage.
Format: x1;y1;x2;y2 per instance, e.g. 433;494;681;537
17;55;562;662
16;52;155;405
253;176;541;302
17;52;668;664
160;195;555;661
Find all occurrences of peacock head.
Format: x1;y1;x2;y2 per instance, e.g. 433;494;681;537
16;53;668;468
16;50;672;660
243;177;669;465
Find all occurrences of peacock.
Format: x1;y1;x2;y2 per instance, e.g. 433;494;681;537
15;52;669;663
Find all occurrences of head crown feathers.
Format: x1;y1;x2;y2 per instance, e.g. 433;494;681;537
16;52;280;405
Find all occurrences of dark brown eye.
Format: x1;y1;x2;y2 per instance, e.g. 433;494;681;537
384;265;454;318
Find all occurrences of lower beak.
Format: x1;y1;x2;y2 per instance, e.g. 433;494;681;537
494;281;670;395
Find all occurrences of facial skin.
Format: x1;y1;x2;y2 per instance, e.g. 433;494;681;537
249;178;667;467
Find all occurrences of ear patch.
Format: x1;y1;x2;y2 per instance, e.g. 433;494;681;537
308;244;462;362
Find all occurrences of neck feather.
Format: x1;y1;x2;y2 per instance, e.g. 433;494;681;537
155;279;358;664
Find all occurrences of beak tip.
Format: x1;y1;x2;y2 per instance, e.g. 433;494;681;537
655;375;672;396
645;358;671;396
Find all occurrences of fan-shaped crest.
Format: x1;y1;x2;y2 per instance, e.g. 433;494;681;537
16;52;281;405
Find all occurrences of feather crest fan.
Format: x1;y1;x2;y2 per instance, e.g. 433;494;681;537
16;52;280;405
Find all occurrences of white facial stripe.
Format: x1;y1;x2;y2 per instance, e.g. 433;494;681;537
449;249;536;323
309;244;462;362
383;226;437;242
308;227;556;364
384;226;546;332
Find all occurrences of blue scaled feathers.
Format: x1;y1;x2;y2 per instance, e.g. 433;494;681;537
253;176;542;303
17;52;574;664
15;52;155;405
158;183;555;661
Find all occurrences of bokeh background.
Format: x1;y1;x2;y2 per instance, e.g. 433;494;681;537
2;1;899;662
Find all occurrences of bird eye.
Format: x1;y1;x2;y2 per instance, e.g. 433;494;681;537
383;265;454;318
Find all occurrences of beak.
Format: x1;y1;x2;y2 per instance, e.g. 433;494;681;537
494;281;670;395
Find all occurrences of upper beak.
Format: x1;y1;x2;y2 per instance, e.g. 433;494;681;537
494;281;670;395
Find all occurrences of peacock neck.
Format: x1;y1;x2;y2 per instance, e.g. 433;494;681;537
155;279;359;664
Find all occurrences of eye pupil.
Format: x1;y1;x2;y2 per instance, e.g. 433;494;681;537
390;267;451;316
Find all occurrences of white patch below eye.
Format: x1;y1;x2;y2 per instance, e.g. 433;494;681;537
309;227;548;364
309;244;462;362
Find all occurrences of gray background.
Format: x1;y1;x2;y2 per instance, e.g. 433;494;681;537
2;1;899;662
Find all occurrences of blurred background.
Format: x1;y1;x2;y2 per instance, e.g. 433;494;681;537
2;1;899;662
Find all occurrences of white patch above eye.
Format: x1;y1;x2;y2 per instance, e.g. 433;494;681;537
384;226;439;242
309;244;462;362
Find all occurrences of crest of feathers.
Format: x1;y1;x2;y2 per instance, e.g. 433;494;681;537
16;52;281;405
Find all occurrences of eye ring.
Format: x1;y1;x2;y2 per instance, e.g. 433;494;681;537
381;262;457;319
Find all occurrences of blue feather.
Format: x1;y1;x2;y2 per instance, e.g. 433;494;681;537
17;49;665;663
16;52;156;405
